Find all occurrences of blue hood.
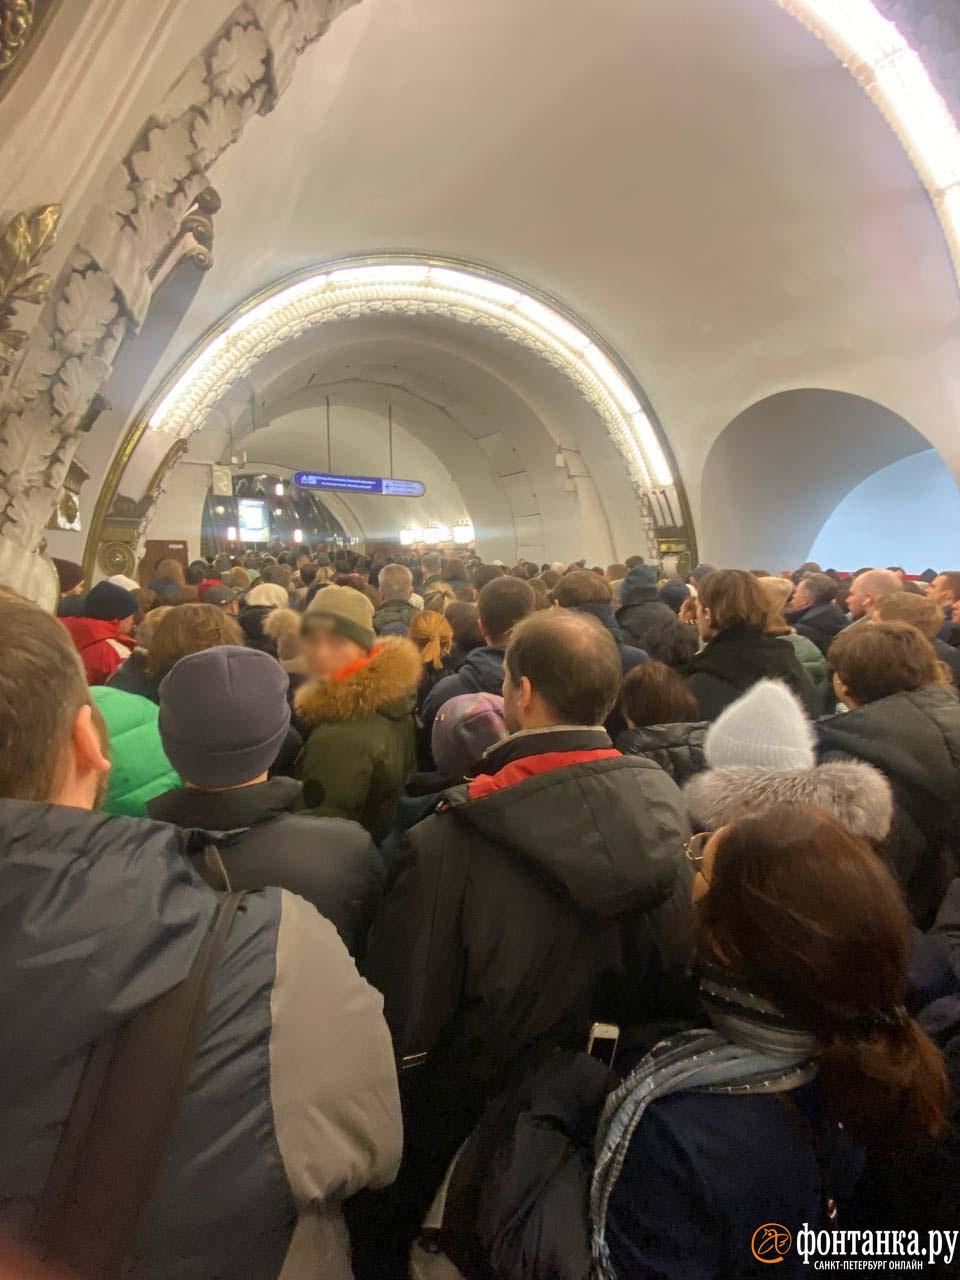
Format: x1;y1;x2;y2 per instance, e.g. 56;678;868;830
452;645;506;695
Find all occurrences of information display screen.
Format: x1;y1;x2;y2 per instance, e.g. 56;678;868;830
293;471;425;498
238;498;270;543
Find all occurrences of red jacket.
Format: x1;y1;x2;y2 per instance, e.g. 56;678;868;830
61;617;135;685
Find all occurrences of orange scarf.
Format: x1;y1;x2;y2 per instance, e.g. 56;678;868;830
332;645;382;683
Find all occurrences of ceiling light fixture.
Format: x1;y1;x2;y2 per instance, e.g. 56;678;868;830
145;258;673;494
778;0;960;279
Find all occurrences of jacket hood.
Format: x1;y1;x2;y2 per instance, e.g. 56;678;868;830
571;600;624;644
686;628;800;685
619;564;660;607
0;800;215;1065
295;636;421;726
450;644;505;695
61;616;130;649
147;775;301;831
446;747;688;919
683;760;894;841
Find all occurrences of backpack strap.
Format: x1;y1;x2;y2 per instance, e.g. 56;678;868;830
30;891;246;1278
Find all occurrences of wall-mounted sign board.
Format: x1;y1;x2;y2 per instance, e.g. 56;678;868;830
293;471;425;498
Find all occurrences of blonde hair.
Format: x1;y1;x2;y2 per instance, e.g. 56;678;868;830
136;605;173;647
423;582;457;614
409;609;453;670
227;566;251;590
758;576;793;637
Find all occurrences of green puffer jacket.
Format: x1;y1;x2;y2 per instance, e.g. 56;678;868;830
294;638;420;843
91;686;180;817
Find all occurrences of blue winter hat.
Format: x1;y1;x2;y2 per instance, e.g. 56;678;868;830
659;580;690;613
620;564;659;604
690;563;717;585
158;645;290;787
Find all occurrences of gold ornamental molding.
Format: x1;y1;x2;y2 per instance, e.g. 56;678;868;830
0;202;61;381
0;0;61;98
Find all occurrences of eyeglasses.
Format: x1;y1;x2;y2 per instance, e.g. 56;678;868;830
684;831;711;871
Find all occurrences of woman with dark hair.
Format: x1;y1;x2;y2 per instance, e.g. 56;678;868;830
445;600;483;669
593;807;948;1280
683;569;816;720
616;660;707;785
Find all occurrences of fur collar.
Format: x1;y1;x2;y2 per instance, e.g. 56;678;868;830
295;636;421;726
683;760;893;842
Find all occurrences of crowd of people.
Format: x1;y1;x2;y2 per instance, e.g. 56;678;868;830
2;544;960;1278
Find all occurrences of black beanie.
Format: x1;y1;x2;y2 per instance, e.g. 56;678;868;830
158;645;291;788
85;580;138;621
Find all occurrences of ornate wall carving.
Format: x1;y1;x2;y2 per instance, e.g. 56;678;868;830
0;0;360;599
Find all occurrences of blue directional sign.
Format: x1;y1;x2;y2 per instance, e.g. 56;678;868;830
293;471;425;498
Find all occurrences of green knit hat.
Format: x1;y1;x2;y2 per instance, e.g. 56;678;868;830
303;585;375;649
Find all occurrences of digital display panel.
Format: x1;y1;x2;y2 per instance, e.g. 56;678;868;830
293;471;425;498
238;498;270;543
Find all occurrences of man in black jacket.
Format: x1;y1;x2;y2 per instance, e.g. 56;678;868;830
147;645;382;955
785;572;850;655
360;609;691;1273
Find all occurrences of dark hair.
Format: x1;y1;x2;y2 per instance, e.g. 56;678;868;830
828;620;944;705
477;575;536;645
421;553;443;576
443;558;468;584
0;596;91;800
800;572;839;605
624;555;645;568
699;807;947;1144
445;601;484;654
505;610;622;726
621;660;699;727
539;569;561;590
260;562;292;589
698;569;767;632
147;603;245;679
935;571;960;600
551;569;613;607
471;563;505;592
642;617;700;669
299;563;318;586
185;560;208;586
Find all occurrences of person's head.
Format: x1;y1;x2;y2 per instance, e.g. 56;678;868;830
154;557;186;587
470;563;505;596
423;582;456;614
158;647;291;790
185;560;208;586
261;561;293;591
301;585;375;681
378;563;414;602
226;565;251;591
83;581;139;634
503;609;622;733
688;563;717;588
930;571;960;607
658;579;690;615
431;692;506;775
789;571;839;614
693;807;947;1143
887;566;907;585
829;620;944;707
621;660;699;729
444;600;483;654
696;570;767;640
872;591;943;638
135;604;172;648
443;558;468;583
299;563;318;588
624;555;646;569
421;553;443;578
756;576;793;635
550;569;613;608
261;607;302;662
606;563;629;583
0;597;110;807
847;569;903;619
538;569;561;591
296;551;312;569
246;582;289;610
53;557;85;597
791;560;822;584
409;609;454;671
146;602;245;680
642;616;700;669
476;575;537;648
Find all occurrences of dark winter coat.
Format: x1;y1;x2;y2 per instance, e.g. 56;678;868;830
146;776;383;955
0;800;402;1279
684;627;818;722
420;645;506;734
362;727;692;1255
295;638;420;843
616;721;708;786
373;598;420;635
785;600;849;656
934;637;960;688
106;647;160;701
817;683;960;927
616;595;677;651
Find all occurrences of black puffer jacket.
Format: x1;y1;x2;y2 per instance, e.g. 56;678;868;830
616;721;709;786
684;627;817;721
616;597;677;651
785;601;849;656
147;775;382;955
817;684;960;927
361;727;692;1265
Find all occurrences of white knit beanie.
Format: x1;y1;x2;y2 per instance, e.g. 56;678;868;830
705;680;816;771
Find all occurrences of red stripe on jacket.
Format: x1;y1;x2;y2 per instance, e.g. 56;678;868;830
468;748;621;799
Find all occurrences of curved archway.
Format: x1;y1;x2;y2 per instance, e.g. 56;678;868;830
700;388;935;568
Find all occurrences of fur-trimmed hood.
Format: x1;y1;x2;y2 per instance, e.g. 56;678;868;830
295;637;421;726
683;760;893;842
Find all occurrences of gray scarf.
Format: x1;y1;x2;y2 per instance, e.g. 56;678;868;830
591;964;819;1279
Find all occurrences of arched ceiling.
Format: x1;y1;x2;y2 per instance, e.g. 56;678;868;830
136;0;960;545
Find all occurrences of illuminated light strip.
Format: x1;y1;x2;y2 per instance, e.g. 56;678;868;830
777;0;960;281
147;259;674;491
